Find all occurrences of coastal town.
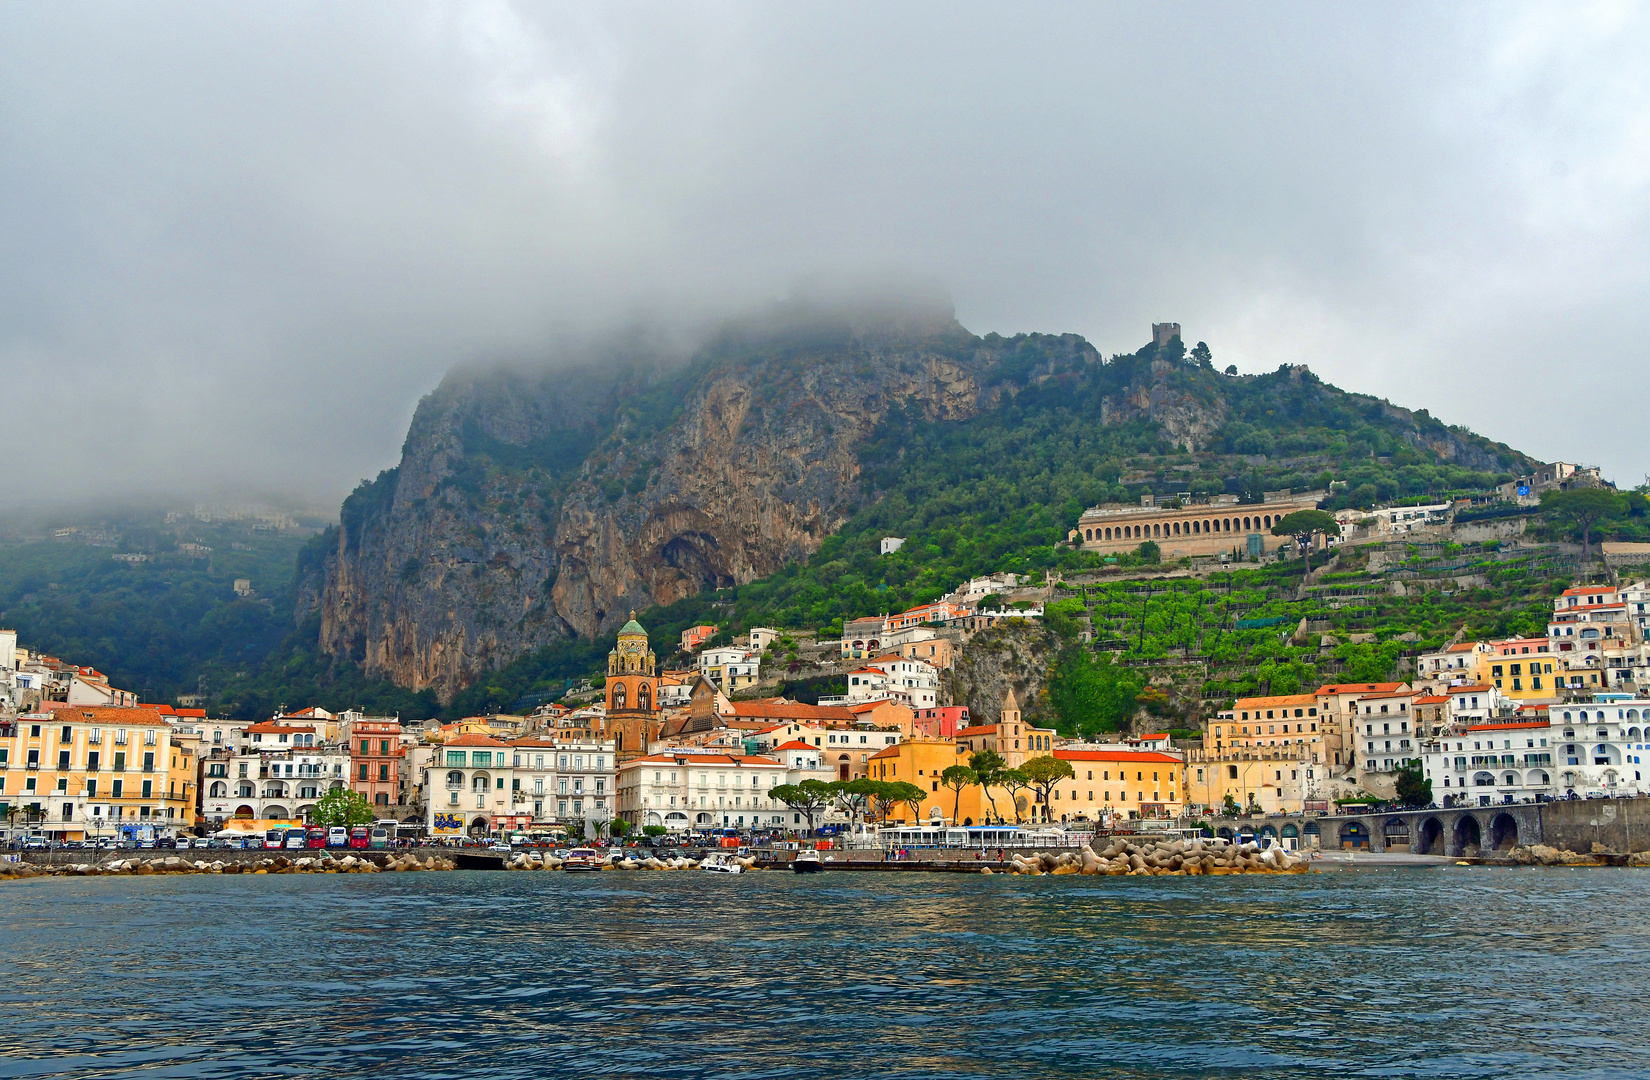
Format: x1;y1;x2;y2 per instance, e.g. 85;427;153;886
5;536;1650;861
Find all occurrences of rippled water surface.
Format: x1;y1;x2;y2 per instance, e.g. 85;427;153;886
0;867;1646;1079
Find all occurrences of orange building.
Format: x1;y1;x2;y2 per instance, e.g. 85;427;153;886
349;719;404;810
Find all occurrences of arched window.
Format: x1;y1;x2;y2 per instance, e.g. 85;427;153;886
638;683;652;712
210;781;227;797
611;683;627;711
446;770;464;787
472;774;490;792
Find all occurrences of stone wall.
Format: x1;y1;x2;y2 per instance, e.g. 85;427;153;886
1536;797;1650;855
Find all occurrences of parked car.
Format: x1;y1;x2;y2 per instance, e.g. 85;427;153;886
22;835;50;851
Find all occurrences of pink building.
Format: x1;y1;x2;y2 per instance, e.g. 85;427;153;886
912;706;970;739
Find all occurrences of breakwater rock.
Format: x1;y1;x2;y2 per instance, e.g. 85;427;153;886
1005;838;1307;876
0;853;457;879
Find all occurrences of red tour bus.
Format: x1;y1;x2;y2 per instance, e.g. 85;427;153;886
349;826;371;849
306;827;327;849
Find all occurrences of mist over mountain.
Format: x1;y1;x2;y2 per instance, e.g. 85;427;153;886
294;307;1532;704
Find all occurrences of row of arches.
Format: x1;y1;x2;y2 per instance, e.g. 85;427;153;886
211;780;344;799
1339;812;1523;856
1083;514;1280;543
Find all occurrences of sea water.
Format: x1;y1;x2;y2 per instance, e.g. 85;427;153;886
0;868;1644;1079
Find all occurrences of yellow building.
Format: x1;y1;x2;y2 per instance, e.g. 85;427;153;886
1043;749;1185;822
1187;693;1345;814
0;705;195;840
867;738;981;823
1482;637;1563;701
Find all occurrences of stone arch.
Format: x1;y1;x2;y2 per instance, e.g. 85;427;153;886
468;816;489;836
1216;825;1236;840
263;804;290;820
1455;814;1482;856
1416;816;1443;854
233;804;256;819
1384;817;1411;852
1338;821;1369;849
1490;812;1519;851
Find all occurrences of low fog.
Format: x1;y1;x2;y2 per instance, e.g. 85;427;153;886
3;2;1647;510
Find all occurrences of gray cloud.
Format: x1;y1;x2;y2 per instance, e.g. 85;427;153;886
3;1;1647;508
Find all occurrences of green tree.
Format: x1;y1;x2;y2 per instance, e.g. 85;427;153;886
829;778;881;833
1047;649;1145;738
310;787;375;828
643;824;668;837
1394;764;1432;807
884;780;928;824
1190;341;1213;368
968;749;1007;822
607;818;632;839
999;768;1030;823
1541;488;1623;562
1271;509;1341;574
1221;793;1240;816
941;764;978;825
1136;540;1161;564
771;778;834;834
1021;754;1076;822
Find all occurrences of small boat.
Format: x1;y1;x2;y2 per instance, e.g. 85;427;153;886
700;853;743;874
562;847;603;872
791;849;824;874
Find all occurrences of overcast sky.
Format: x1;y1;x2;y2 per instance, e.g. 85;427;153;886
3;2;1647;512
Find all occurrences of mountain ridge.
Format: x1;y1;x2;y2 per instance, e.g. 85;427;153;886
304;310;1534;704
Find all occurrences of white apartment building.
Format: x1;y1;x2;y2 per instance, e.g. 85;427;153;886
1421;700;1650;806
200;745;351;824
616;751;792;832
865;654;940;710
424;734;616;837
1353;691;1418;774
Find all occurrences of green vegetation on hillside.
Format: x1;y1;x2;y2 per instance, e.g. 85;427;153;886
0;515;308;703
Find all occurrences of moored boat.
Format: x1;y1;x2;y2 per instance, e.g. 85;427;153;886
791;849;823;873
700;853;743;874
563;847;603;872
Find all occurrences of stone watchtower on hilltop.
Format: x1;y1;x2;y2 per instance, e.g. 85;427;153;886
1152;322;1181;347
604;612;663;761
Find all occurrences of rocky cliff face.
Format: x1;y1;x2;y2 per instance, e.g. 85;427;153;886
310;309;1532;705
313;311;1035;703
